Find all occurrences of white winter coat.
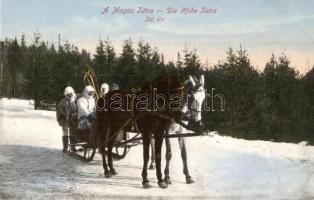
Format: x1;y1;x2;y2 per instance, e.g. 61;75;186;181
77;86;96;120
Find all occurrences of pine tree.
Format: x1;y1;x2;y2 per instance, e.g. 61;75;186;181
259;54;300;141
136;41;153;84
181;48;202;78
94;40;106;82
0;41;5;97
208;47;260;138
115;39;136;89
7;38;21;97
103;38;116;83
176;52;183;69
304;67;314;142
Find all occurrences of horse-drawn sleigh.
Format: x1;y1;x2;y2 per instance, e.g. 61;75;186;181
61;67;209;188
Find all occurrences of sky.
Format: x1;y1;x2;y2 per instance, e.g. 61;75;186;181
1;0;314;74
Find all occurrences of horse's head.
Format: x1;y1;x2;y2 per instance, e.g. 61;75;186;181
184;75;206;129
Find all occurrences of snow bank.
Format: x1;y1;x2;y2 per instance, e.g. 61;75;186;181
0;98;314;199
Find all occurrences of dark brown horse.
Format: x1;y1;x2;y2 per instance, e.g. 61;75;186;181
90;75;184;189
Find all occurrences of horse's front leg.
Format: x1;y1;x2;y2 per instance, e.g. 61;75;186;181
164;132;172;185
149;138;155;169
102;146;111;178
178;137;194;184
108;141;117;175
154;131;168;188
102;126;111;178
142;133;152;188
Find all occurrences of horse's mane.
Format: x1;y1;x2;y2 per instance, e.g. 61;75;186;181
140;74;183;93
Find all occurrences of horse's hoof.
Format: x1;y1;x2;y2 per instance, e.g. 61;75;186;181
158;181;168;189
186;176;194;184
164;177;172;185
104;171;112;178
110;169;118;175
142;181;152;189
149;164;155;170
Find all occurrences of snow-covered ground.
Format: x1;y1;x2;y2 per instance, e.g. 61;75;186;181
0;98;314;200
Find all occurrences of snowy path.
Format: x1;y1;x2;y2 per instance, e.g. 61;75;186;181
0;98;314;199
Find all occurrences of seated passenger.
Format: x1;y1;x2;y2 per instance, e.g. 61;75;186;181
110;83;119;91
77;85;96;130
100;83;109;96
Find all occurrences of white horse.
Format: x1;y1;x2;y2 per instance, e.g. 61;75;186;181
149;75;206;184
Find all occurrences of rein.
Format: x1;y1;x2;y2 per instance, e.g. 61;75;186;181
189;109;202;113
149;112;196;131
98;111;149;148
92;75;192;148
168;86;184;91
99;83;185;147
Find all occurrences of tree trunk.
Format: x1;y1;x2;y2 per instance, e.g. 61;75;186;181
12;68;16;98
0;63;3;96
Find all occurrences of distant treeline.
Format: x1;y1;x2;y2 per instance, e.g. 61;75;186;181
1;33;313;144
